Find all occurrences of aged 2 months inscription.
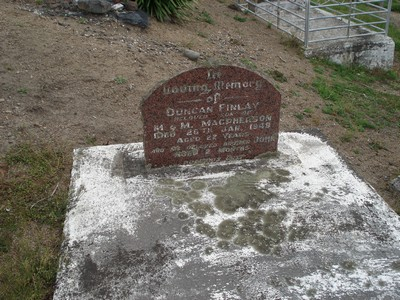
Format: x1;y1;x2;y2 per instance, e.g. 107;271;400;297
142;66;281;168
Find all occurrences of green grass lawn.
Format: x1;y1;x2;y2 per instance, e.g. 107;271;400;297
0;145;70;300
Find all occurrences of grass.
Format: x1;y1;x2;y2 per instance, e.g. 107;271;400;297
294;108;313;120
85;135;97;145
0;144;70;299
391;0;400;13
114;75;127;84
17;87;28;95
198;10;214;24
311;60;400;131
234;15;247;22
240;57;257;70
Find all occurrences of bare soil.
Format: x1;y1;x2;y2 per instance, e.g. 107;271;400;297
0;0;399;211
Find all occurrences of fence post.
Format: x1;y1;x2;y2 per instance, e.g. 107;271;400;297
304;0;310;48
385;0;393;35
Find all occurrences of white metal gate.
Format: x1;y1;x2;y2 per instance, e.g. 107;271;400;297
236;0;393;47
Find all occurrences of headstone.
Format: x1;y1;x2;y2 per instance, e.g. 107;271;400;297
142;66;281;168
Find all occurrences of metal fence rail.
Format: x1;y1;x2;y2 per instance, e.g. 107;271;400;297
236;0;392;47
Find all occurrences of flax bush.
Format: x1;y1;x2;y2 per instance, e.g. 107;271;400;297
137;0;195;22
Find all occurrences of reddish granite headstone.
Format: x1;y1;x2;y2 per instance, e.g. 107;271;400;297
142;66;281;168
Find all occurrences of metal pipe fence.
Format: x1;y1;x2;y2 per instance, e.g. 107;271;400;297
236;0;392;47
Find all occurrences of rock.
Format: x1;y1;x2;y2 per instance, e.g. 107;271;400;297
111;3;124;11
124;0;137;11
183;49;200;61
77;0;112;14
115;10;148;28
228;4;241;11
391;176;400;193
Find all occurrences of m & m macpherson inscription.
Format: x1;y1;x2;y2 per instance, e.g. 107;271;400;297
142;66;281;168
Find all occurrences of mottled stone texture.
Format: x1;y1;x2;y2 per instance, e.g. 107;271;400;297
142;66;281;168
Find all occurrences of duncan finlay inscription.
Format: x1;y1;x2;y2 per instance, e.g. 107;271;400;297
142;66;281;168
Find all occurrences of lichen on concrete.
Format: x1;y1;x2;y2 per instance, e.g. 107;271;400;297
156;166;292;255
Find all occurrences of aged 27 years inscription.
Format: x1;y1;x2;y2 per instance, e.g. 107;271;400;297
142;66;281;168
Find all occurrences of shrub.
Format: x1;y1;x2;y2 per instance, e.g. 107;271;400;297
137;0;195;22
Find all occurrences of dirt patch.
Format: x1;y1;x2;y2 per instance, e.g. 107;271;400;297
0;0;399;210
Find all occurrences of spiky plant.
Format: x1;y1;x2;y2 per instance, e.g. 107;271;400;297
137;0;195;22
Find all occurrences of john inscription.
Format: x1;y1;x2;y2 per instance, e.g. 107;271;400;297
142;66;281;168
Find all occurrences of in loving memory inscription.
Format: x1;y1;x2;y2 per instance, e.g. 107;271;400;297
142;66;281;168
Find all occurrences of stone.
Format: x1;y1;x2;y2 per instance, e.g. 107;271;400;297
142;65;281;168
76;0;112;14
111;3;123;11
391;176;400;193
115;11;149;28
124;0;138;11
183;49;200;61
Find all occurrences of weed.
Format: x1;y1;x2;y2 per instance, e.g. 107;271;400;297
268;69;287;83
35;0;44;5
368;141;386;151
85;135;97;145
17;87;28;95
303;107;313;114
294;113;304;120
280;35;302;50
290;90;300;97
340;132;354;143
114;75;127;84
240;57;257;70
0;143;70;299
230;38;243;46
234;15;247;22
78;17;88;24
295;108;312;121
182;40;194;49
198;10;214;24
311;115;321;126
197;31;208;38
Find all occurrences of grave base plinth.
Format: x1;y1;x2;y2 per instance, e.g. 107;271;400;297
54;132;400;300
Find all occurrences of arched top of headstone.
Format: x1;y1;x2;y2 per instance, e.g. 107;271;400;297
141;65;281;168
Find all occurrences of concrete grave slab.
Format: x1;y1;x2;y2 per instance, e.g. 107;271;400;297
54;132;400;299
